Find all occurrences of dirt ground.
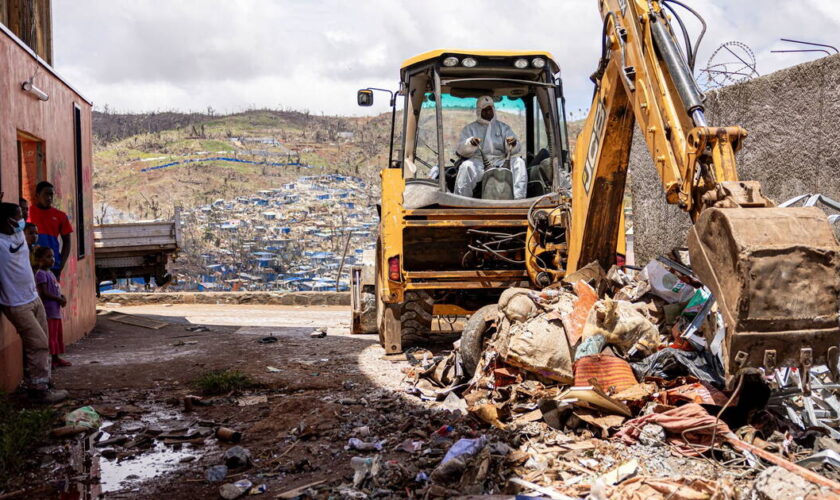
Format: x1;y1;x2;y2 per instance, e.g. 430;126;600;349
4;304;476;498
2;303;827;499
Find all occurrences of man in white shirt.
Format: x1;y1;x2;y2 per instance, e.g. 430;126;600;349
453;96;528;199
0;202;67;403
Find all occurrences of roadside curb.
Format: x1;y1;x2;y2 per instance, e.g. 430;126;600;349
98;291;351;307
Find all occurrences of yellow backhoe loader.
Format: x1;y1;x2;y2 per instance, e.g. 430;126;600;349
354;0;840;387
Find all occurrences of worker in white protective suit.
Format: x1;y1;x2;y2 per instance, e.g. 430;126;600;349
453;96;528;199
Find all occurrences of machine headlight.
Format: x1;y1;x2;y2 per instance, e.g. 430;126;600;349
531;57;546;69
462;57;478;68
513;58;528;69
442;56;459;67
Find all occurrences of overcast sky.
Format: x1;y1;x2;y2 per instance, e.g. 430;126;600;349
53;0;840;117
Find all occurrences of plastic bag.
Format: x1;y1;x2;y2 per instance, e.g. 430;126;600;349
681;288;711;319
631;347;725;387
582;299;660;356
575;334;606;361
441;436;488;465
64;406;101;429
641;260;696;304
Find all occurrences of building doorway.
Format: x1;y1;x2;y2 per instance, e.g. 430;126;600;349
17;130;45;208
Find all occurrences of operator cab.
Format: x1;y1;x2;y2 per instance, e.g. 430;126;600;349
359;50;572;208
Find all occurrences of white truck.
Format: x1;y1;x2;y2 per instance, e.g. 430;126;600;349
93;210;182;294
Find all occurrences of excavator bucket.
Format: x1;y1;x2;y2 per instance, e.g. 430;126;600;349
688;206;840;381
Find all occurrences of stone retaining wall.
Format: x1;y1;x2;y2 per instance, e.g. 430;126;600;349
628;54;840;264
99;291;350;307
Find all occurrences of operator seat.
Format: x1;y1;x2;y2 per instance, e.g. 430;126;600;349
480;168;514;200
526;149;554;198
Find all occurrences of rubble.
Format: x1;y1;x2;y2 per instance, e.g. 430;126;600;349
223;446;251;468
399;255;840;497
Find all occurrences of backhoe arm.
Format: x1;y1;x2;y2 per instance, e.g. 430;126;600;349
569;0;840;384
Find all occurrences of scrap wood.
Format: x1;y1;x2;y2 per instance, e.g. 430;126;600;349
276;479;326;499
607;475;734;500
108;313;170;329
558;385;632;417
513;408;543;424
574;410;625;438
559;439;596;451
726;434;840;495
613;383;657;402
51;425;89;438
509;477;577;500
597;459;639;485
469;403;507;429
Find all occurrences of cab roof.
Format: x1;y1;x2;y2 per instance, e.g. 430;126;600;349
400;49;560;74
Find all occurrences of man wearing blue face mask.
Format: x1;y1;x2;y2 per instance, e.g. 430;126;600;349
0;202;67;403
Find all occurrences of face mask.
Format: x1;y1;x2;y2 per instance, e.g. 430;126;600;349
10;219;24;233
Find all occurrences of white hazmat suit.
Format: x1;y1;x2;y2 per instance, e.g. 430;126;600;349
454;96;528;199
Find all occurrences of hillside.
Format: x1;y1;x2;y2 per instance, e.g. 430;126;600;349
92;109;393;222
92;107;585;223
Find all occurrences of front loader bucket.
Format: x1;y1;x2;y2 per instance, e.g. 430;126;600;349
688;207;840;380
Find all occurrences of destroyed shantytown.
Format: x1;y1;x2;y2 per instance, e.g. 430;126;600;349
3;1;840;499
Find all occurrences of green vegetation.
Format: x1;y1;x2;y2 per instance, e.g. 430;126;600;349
0;397;56;483
192;369;254;395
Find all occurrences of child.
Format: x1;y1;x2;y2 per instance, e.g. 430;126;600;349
24;222;38;271
33;247;71;368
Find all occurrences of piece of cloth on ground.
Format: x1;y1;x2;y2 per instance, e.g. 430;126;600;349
614;403;732;456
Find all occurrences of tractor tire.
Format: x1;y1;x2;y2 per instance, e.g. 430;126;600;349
460;304;500;378
400;290;434;346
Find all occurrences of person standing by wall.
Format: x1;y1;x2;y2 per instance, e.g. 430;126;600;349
33;247;70;368
28;182;73;280
19;198;29;221
0;202;67;403
24;222;39;272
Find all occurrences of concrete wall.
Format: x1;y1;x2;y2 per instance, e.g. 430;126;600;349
629;53;840;264
0;26;96;391
100;291;351;307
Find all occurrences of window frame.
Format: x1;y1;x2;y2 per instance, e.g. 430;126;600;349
73;103;87;259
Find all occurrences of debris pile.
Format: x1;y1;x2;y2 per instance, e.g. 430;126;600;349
402;256;840;498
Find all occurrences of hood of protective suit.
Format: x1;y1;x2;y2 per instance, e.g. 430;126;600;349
476;95;495;125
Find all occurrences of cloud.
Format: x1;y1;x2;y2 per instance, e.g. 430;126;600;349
52;0;839;116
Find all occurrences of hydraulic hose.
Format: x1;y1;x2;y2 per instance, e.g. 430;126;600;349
649;11;705;117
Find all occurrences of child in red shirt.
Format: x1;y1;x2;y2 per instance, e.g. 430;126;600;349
28;182;73;280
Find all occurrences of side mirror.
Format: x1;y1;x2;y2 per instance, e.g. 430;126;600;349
357;89;374;107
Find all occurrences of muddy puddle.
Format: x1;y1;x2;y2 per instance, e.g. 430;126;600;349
99;441;202;493
55;402;219;496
